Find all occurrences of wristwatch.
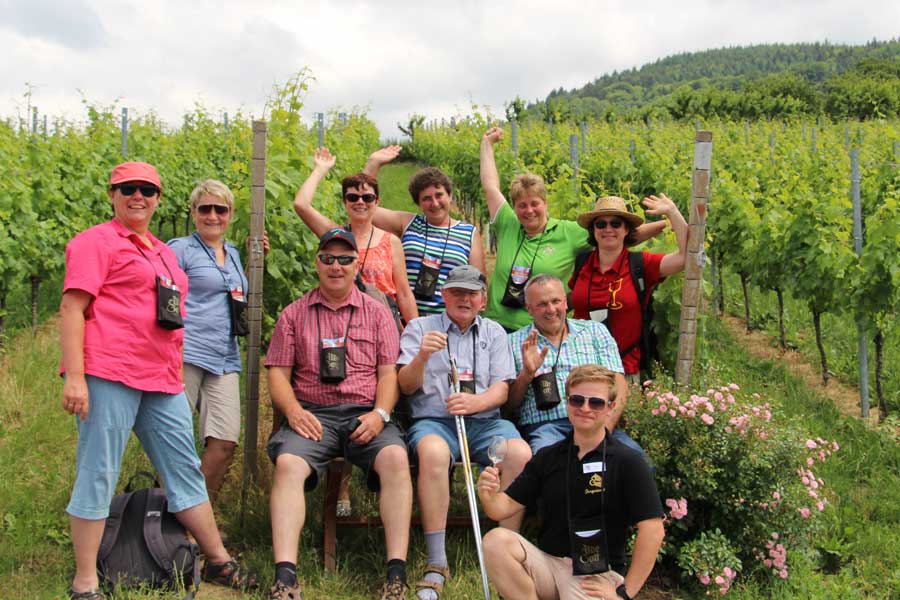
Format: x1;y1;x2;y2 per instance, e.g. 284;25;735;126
374;408;391;424
616;583;631;599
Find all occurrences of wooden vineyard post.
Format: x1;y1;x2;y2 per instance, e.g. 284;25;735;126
675;131;713;385
242;121;267;501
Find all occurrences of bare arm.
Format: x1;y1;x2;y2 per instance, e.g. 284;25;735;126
268;366;323;441
60;289;92;420
373;363;400;414
480;127;507;221
293;148;340;237
631;220;667;245
606;372;629;431
389;234;418;323
622;518;665;598
469;228;486;274
363;145;401;179
372;207;416;239
447;381;509;415
644;193;688;277
476;466;526;521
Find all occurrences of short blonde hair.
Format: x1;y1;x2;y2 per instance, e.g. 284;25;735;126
190;179;234;210
565;364;618;403
509;173;547;204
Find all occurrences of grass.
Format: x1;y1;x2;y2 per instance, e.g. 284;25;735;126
4;309;900;598
716;268;900;413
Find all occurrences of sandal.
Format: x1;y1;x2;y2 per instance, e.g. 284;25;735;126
68;588;105;600
415;564;450;597
202;558;260;590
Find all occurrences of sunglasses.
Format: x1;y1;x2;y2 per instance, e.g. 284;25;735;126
317;253;356;266
196;204;230;215
593;218;624;230
114;183;160;197
566;394;610;410
344;193;378;204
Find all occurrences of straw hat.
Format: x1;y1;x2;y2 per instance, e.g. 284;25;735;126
576;196;643;230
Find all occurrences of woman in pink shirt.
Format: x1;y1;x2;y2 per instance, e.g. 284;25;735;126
59;162;256;599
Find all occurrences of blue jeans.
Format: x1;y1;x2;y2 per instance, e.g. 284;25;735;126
408;417;521;468
66;375;209;519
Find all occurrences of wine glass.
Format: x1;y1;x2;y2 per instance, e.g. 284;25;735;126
487;435;508;468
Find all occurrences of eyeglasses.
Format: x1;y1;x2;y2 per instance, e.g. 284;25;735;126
196;204;230;215
317;253;356;266
114;183;160;197
566;394;610;410
344;193;378;204
593;218;624;230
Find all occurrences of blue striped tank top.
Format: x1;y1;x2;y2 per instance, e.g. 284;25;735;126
401;214;476;314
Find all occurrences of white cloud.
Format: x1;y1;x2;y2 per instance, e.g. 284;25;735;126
0;0;897;136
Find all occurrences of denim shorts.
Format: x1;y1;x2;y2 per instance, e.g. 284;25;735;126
407;417;521;468
66;375;209;520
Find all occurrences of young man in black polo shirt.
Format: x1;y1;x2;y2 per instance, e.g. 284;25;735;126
476;365;664;599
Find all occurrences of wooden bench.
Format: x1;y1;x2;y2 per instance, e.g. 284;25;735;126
322;457;479;572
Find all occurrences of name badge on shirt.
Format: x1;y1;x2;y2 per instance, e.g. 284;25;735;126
589;308;608;324
321;336;346;349
583;461;605;474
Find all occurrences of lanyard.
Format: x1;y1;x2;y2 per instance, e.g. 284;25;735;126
565;436;607;530
446;321;478;391
135;240;177;283
315;303;356;346
422;218;451;265
508;225;547;274
193;233;243;293
586;250;627;310
347;223;375;276
538;321;567;373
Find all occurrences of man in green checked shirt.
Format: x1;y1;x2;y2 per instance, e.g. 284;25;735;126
507;274;649;462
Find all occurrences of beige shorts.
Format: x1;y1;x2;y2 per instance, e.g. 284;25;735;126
183;363;240;443
512;530;624;600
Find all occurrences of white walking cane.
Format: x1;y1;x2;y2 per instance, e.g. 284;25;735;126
449;356;491;600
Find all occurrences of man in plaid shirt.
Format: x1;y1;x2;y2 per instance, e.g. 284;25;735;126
507;274;647;459
264;228;413;600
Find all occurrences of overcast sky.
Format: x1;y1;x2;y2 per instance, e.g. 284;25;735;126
1;0;898;138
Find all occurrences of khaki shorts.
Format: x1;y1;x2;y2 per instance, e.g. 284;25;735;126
183;363;241;443
508;530;624;600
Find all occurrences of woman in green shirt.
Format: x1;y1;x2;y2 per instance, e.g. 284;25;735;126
479;127;585;332
480;127;663;332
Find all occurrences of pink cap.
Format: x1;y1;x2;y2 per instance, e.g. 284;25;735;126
109;162;162;189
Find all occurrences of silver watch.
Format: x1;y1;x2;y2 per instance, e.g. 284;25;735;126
374;408;390;424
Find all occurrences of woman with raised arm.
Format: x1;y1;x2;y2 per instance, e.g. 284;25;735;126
60;163;256;599
365;145;485;316
570;194;688;381
479;126;596;332
293;148;418;326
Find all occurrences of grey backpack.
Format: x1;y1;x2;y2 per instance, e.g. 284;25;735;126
97;473;201;599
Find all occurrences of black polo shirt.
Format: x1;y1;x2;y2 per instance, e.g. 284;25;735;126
505;430;663;571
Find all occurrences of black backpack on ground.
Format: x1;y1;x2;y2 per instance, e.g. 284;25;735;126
572;250;657;377
97;472;201;599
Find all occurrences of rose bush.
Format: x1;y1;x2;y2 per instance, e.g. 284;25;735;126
627;377;839;594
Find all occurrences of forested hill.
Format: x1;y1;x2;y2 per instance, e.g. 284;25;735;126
517;40;900;122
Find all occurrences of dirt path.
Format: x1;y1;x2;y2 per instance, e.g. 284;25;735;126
719;313;880;427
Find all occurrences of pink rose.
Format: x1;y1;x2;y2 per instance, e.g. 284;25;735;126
701;413;714;425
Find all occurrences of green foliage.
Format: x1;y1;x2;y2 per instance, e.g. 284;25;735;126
632;376;838;595
532;40;900;122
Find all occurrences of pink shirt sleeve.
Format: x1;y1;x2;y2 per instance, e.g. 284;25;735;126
63;229;111;297
265;303;299;368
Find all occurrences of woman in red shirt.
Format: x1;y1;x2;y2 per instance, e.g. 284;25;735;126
569;195;687;379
